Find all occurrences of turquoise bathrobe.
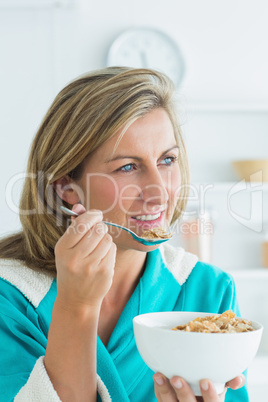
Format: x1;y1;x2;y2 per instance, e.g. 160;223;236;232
0;245;248;401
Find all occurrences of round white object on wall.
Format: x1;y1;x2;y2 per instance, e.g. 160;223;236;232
107;27;185;88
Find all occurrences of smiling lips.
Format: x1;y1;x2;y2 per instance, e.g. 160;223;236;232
130;211;165;229
132;212;161;221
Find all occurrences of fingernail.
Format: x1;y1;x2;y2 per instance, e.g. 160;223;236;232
154;375;164;385
201;380;209;391
172;378;183;389
235;376;243;389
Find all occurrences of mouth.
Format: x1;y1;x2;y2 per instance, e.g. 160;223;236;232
129;211;165;229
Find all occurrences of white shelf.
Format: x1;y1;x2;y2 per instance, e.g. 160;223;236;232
224;268;268;280
192;182;268;192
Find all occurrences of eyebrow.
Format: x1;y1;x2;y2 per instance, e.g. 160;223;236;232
105;145;179;163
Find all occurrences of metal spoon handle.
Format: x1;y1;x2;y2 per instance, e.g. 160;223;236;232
59;206;172;246
60;206;131;231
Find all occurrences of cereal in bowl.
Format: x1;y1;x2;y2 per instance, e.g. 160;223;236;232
172;310;255;333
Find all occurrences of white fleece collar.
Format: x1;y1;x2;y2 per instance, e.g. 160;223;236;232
0;259;55;308
0;244;197;309
159;243;198;285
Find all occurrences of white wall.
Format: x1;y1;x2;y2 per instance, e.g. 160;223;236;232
1;1;268;247
1;0;268;237
0;0;268;399
1;0;268;260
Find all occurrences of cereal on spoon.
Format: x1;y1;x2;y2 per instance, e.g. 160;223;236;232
142;227;173;240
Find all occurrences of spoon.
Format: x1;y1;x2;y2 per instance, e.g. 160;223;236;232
60;206;173;246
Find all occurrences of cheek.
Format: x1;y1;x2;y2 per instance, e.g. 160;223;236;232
117;182;141;213
167;166;181;199
165;167;181;220
82;174;119;212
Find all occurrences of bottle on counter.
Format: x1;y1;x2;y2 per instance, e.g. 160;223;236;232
179;209;215;264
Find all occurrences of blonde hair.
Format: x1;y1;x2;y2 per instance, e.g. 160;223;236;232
0;67;189;271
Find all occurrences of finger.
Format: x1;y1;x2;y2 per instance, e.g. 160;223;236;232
153;373;177;402
63;210;103;248
170;377;197;401
154;382;163;402
154;387;163;402
85;233;114;264
225;375;245;390
98;242;117;277
69;222;108;257
199;379;226;401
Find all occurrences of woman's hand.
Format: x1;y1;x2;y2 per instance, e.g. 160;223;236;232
153;373;245;401
55;204;116;311
45;204;115;400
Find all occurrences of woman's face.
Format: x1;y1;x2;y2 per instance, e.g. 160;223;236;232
76;108;181;252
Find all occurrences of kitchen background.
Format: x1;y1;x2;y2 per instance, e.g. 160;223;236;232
0;0;268;400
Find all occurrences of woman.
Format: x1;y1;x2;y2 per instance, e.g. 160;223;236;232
0;67;247;401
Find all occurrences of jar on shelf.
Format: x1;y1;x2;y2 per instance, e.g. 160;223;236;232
179;209;215;264
262;224;268;268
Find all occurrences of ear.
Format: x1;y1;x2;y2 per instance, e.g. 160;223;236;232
53;175;80;205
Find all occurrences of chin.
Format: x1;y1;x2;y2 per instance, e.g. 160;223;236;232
114;237;161;253
135;242;161;252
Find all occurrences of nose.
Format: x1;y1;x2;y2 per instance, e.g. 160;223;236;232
140;168;169;206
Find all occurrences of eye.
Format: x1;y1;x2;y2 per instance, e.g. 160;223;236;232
159;156;178;166
117;163;136;173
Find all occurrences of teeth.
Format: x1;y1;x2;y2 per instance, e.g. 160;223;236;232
134;213;161;221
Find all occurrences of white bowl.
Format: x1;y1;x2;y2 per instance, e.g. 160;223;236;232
133;311;263;396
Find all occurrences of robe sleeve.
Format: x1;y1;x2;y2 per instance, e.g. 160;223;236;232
15;357;111;402
14;357;61;401
0;282;111;401
218;272;241;316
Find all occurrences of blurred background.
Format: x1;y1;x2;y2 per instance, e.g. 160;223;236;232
0;0;268;399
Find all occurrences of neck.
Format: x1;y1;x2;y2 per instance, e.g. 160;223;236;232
103;248;147;306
